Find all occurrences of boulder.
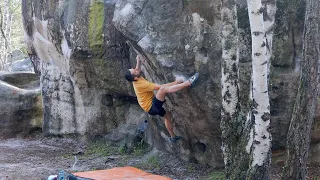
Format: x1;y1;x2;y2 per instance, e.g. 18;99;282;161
4;58;34;72
21;0;320;166
113;0;223;166
0;71;41;138
22;1;147;141
8;50;27;62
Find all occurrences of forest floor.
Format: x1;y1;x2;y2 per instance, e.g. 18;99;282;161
0;134;319;180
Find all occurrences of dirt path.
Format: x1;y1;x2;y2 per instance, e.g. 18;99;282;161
0;138;81;180
0;137;215;180
0;136;319;180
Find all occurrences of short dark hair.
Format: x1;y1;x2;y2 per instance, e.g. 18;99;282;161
125;70;135;82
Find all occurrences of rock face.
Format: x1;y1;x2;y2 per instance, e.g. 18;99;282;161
113;0;223;166
8;50;28;62
0;72;41;138
21;0;320;166
4;58;34;72
22;0;145;139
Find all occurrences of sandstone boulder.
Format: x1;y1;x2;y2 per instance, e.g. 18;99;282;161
20;0;320;167
4;58;34;72
0;72;41;138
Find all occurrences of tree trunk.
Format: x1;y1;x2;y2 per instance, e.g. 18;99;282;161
220;0;243;179
246;0;271;179
7;12;12;63
0;5;5;69
282;0;320;179
0;0;10;69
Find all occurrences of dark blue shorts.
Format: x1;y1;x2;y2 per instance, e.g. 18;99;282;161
148;97;166;117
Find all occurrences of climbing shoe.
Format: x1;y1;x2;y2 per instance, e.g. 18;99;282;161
188;72;199;87
170;135;182;143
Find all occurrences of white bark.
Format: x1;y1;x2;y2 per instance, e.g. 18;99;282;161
221;5;239;117
0;0;11;69
221;0;240;165
3;0;10;52
0;7;3;69
7;13;12;62
247;0;271;171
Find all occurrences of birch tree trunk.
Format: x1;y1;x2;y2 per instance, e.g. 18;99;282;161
0;6;3;50
0;5;5;69
282;0;320;179
7;12;12;64
0;0;10;69
246;0;272;178
220;0;243;178
4;0;11;64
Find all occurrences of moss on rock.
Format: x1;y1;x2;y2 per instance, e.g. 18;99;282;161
88;1;104;55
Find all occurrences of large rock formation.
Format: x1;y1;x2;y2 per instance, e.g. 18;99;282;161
22;0;146;139
113;0;223;166
4;58;34;72
0;72;41;138
21;0;319;167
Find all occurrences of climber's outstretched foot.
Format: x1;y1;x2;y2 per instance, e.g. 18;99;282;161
188;72;199;87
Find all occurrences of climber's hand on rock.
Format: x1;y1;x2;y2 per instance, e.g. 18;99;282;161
137;55;145;62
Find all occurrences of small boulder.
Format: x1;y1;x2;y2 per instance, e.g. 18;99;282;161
0;71;42;139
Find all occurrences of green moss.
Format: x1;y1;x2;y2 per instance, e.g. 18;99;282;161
84;141;117;157
63;153;73;159
207;171;225;180
118;144;127;154
132;142;148;156
88;1;104;55
147;156;160;168
134;154;161;170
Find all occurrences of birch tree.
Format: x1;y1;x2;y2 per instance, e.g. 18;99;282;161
0;6;5;45
221;0;276;178
246;0;276;178
220;0;241;178
0;0;12;69
282;0;320;179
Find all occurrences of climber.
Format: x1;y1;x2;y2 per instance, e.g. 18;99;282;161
124;55;199;142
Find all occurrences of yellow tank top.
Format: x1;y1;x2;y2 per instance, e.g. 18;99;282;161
132;77;155;112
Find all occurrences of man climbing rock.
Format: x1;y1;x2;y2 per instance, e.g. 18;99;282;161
124;55;199;142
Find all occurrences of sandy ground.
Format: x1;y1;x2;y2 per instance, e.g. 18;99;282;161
0;136;215;180
0;136;319;180
0;137;81;180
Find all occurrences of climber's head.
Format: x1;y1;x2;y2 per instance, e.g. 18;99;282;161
125;68;141;82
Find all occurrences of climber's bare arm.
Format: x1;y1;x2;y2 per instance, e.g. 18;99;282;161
135;55;144;71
